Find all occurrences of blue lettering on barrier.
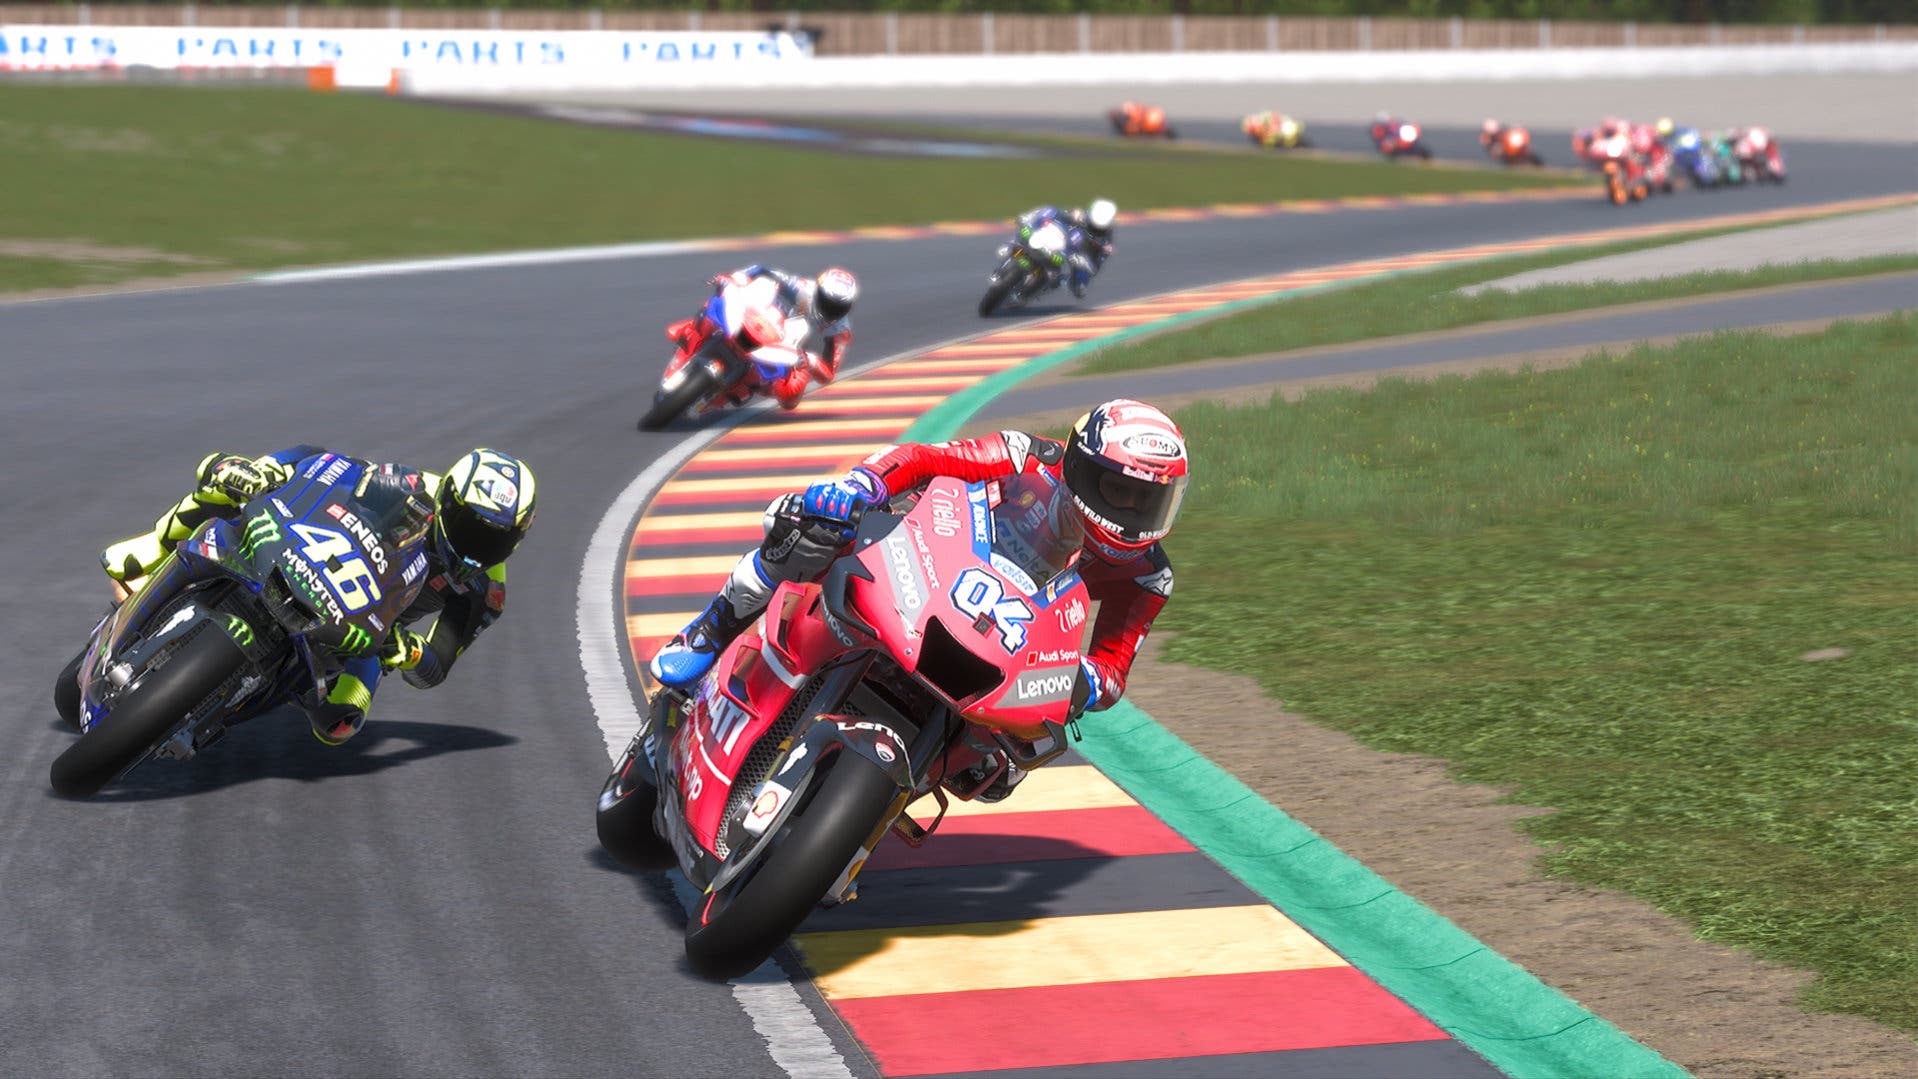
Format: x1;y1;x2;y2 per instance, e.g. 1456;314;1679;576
250;40;274;58
540;42;564;63
656;42;679;61
690;41;715;61
435;40;461;62
210;37;239;58
470;41;497;64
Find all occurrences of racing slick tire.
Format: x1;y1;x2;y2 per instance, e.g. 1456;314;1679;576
50;626;244;798
978;268;1020;318
684;749;899;979
596;730;674;871
54;648;84;730
639;366;717;431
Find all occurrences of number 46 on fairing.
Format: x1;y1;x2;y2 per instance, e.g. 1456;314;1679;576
949;567;1033;652
290;522;384;613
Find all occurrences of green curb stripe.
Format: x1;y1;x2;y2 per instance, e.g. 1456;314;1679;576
903;282;1687;1079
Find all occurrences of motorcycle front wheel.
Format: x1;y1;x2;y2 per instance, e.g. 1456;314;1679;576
639;365;717;431
683;749;899;980
49;627;244;798
596;730;674;871
978;266;1019;318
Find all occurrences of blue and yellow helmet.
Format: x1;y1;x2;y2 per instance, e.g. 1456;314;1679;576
436;448;536;572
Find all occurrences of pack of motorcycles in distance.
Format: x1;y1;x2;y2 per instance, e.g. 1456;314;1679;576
1112;100;1787;205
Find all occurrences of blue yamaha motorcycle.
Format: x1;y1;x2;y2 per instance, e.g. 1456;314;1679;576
1670;127;1721;188
50;454;434;797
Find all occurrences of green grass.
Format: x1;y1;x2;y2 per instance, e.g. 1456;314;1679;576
1159;314;1918;1032
1074;237;1918;375
0;85;1562;291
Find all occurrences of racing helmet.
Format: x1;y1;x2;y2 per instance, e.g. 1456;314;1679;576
436;448;537;577
1086;198;1117;233
814;267;858;322
1482;118;1501;137
1063;400;1188;561
1655;116;1675;138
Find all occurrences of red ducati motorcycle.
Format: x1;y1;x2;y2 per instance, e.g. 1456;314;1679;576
639;275;812;431
597;471;1090;978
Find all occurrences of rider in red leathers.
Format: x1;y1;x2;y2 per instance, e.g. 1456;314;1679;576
649;399;1188;799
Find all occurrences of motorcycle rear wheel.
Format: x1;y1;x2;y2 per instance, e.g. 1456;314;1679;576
49;627;244;798
683;750;898;980
639;366;717;431
596;730;674;871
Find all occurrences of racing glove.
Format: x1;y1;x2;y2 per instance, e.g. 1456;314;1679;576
380;628;429;672
198;454;289;504
800;470;884;527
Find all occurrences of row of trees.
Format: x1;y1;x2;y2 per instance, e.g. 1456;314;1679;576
47;1;1911;22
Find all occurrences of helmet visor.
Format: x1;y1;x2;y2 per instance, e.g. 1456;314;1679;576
1065;450;1186;544
439;497;521;569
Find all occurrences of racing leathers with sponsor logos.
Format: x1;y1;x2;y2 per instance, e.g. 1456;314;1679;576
684;264;858;410
1016;202;1116;299
650;400;1189;801
98;446;537;745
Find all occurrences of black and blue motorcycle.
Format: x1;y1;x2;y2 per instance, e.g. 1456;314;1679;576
50;454;435;798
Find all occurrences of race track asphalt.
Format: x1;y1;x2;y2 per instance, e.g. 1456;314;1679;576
0;136;1910;1077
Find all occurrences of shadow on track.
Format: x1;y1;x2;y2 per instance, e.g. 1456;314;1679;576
56;709;518;802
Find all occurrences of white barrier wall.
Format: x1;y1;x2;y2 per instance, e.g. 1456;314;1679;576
398;42;1916;94
0;24;812;87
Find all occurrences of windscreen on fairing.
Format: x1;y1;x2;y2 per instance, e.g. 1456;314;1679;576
987;471;1083;593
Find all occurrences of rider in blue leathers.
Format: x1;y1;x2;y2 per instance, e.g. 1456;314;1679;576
1015;199;1117;298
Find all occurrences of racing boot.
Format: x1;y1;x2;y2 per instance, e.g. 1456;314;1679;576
308;672;371;746
1067;253;1093;299
768;353;834;411
649;594;748;691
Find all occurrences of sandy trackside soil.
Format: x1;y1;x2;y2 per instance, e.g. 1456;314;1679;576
968;327;1918;1077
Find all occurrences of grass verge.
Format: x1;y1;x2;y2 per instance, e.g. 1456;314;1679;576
1074;237;1918;375
1159;314;1918;1033
0;85;1563;291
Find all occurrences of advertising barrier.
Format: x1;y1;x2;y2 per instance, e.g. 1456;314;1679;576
0;24;812;87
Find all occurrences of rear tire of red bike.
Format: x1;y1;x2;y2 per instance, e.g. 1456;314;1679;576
684;751;898;980
639;367;715;431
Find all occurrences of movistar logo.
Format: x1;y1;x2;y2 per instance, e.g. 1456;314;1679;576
223;614;255;648
241;512;281;557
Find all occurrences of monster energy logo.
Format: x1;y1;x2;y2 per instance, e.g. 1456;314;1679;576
339;626;371;653
240;512;281;557
223;614;255;648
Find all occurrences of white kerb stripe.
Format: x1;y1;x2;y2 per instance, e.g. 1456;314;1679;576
253;239;716;284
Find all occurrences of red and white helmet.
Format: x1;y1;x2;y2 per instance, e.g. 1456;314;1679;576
1064;399;1189;560
814;267;858;322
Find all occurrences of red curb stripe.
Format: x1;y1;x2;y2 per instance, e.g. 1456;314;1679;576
832;968;1450;1076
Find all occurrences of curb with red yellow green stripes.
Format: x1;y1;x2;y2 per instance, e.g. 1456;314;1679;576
622;192;1912;1076
688;185;1592;252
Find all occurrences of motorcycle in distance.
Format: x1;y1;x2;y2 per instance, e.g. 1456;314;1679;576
1243;110;1309;149
1483;125;1544;167
1735;127;1787;184
1590;130;1649;205
1109;100;1176;139
1669;127;1721;188
49;455;435;798
1370;117;1432;161
1709;132;1748;186
596;471;1091;978
978;218;1079;317
640;276;814;431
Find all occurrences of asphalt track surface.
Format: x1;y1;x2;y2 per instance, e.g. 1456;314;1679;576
0;136;1911;1077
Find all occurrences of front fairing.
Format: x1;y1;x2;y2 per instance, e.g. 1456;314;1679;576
842;476;1088;738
